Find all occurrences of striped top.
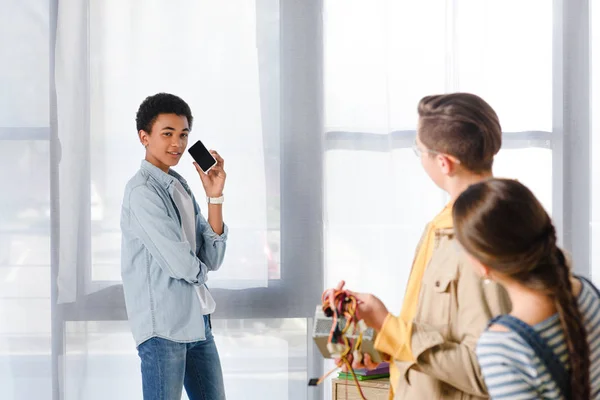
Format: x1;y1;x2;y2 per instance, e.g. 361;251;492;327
476;278;600;399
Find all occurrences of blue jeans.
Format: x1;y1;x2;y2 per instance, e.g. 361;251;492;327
138;315;225;400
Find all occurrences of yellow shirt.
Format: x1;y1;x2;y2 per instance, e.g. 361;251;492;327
374;203;454;396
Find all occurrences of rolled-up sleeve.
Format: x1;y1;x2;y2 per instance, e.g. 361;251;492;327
374;314;414;361
195;200;228;271
128;185;208;285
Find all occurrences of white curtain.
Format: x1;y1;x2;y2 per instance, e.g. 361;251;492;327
57;0;269;302
1;1;597;400
58;0;288;398
322;2;554;396
324;0;553;309
1;1;52;399
2;0;312;399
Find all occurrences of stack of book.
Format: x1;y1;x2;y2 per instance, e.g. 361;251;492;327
337;362;390;381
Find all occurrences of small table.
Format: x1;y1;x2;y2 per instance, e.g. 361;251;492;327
332;377;390;400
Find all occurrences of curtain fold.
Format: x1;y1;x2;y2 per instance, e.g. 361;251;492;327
55;0;91;303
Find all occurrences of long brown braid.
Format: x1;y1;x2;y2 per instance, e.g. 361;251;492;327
551;246;590;399
452;178;590;399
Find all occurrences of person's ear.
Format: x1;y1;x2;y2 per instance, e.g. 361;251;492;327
480;264;491;279
139;130;149;148
464;252;493;283
437;154;452;175
437;154;460;176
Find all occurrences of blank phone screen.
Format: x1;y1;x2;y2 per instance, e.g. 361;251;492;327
188;140;217;172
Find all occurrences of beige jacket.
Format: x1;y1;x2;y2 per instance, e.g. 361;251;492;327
392;227;511;399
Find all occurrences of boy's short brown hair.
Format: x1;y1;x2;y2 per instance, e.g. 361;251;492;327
418;93;502;173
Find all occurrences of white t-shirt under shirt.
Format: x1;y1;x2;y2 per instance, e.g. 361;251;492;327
172;180;216;315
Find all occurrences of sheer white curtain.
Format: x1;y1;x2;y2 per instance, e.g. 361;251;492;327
322;4;554;395
0;1;52;399
57;0;269;302
322;2;599;398
324;0;553;310
2;0;317;399
3;1;597;400
58;1;303;399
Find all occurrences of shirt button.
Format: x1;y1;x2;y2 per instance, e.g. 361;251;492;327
435;281;440;287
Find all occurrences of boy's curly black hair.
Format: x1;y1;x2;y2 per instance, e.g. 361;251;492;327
136;93;193;133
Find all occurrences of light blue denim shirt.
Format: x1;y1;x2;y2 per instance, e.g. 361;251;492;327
120;160;228;346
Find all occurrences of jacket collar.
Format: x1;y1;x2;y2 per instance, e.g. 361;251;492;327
140;160;189;190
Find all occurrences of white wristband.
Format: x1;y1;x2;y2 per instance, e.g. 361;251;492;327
207;195;224;204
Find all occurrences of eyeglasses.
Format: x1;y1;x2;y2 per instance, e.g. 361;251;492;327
412;140;438;157
412;140;461;164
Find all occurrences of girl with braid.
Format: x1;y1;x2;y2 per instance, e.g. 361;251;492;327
453;178;600;399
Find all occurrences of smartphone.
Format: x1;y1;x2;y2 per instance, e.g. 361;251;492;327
188;140;217;173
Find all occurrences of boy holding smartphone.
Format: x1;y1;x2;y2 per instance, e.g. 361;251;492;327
120;93;227;400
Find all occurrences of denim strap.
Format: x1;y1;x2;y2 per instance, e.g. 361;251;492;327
488;314;570;400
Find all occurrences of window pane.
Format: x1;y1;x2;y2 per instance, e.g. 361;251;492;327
88;0;278;287
325;147;552;310
494;148;552;214
325;148;446;310
0;0;49;127
324;0;447;132
324;0;552;133
456;0;552;132
64;319;308;400
0;141;51;398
